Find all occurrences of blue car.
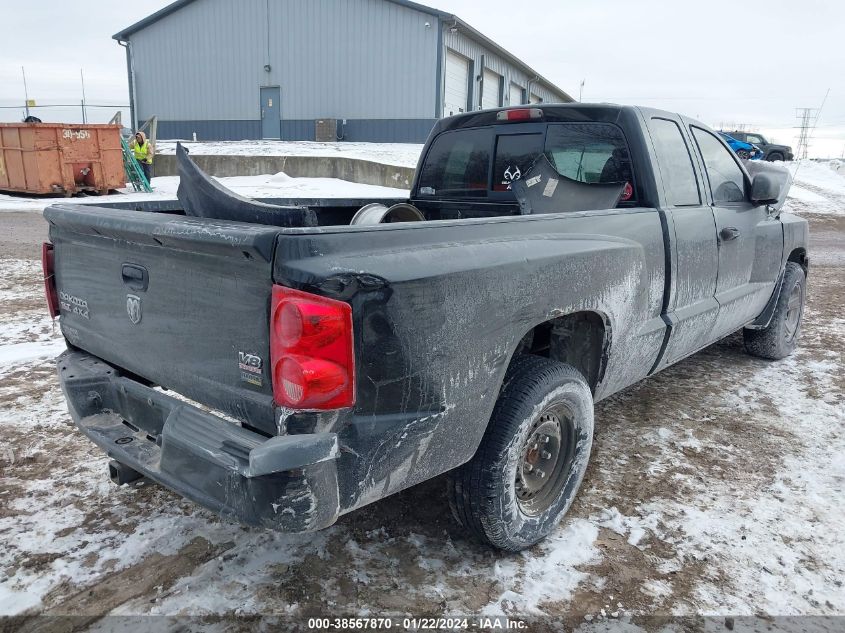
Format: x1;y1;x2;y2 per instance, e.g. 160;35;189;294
719;132;763;160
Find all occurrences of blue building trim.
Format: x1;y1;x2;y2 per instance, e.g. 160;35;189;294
156;120;261;141
281;120;315;141
342;119;437;142
155;119;437;143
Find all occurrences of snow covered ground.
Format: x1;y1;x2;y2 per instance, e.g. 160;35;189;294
156;140;423;168
783;160;845;215
1;157;844;628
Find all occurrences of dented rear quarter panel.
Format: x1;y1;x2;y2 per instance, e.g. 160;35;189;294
272;209;666;511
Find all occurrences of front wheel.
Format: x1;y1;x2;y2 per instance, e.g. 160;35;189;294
737;149;750;160
447;356;594;551
744;262;806;360
767;152;784;162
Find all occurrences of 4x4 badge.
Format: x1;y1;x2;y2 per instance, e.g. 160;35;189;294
126;294;142;325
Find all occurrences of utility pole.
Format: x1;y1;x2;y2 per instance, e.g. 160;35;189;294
579;79;585;103
795;88;831;161
21;66;30;119
795;108;815;160
80;68;88;124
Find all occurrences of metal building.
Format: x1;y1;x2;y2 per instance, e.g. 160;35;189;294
114;0;573;143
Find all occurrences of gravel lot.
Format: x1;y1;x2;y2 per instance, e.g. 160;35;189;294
1;164;843;631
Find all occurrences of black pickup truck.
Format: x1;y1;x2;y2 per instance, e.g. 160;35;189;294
44;104;808;551
723;130;794;162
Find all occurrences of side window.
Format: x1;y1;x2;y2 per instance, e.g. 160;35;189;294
417;128;491;197
649;118;701;206
493;133;544;191
746;134;764;145
692;127;746;204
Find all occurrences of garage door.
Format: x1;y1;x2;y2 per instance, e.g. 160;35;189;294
509;83;524;106
481;69;501;110
444;50;470;116
529;93;542;104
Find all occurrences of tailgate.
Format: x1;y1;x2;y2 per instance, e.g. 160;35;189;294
45;204;283;434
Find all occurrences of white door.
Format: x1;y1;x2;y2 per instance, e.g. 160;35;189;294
509;83;524;106
529;93;542;104
481;69;501;110
444;50;470;116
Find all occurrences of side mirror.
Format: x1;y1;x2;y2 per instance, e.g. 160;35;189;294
750;172;781;206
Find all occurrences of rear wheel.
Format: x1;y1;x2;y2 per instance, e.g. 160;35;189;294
744;262;806;360
737;149;750;160
447;355;594;551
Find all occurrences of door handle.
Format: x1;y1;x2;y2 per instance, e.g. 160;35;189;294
720;226;741;242
121;263;149;291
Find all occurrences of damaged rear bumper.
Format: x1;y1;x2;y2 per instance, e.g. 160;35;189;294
57;350;341;531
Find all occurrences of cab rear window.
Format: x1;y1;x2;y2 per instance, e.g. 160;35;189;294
493;134;544;191
417;128;490;198
545;123;632;187
417;121;635;203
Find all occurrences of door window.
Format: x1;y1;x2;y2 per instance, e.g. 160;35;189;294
692;127;747;204
649;118;701;206
746;134;764;145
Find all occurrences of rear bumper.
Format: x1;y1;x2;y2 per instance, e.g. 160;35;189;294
57;350;341;531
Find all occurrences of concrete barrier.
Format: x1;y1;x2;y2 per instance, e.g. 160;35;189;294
153;154;416;189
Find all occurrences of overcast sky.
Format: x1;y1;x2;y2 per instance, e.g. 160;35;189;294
2;0;842;156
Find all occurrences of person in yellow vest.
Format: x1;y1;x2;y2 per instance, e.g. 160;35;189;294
130;131;154;184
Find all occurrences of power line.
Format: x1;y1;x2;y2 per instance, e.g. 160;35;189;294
596;95;833;101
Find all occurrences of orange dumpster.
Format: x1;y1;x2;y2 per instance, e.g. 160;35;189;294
0;123;126;196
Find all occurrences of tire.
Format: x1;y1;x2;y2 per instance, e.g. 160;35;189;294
767;152;784;162
737;149;750;160
744;262;806;360
447;355;594;551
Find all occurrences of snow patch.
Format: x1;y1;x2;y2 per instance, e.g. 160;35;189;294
155;140;422;168
0;340;66;366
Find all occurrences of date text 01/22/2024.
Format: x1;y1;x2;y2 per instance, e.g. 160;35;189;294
306;616;529;630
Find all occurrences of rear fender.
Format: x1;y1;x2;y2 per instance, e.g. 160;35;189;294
272;211;665;511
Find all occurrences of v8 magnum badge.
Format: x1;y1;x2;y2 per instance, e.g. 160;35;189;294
126;294;142;325
238;352;264;387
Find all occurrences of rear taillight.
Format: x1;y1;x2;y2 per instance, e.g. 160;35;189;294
270;285;355;410
496;108;543;122
42;242;59;318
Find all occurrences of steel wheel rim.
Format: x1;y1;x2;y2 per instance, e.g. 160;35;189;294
784;284;802;340
515;404;576;516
